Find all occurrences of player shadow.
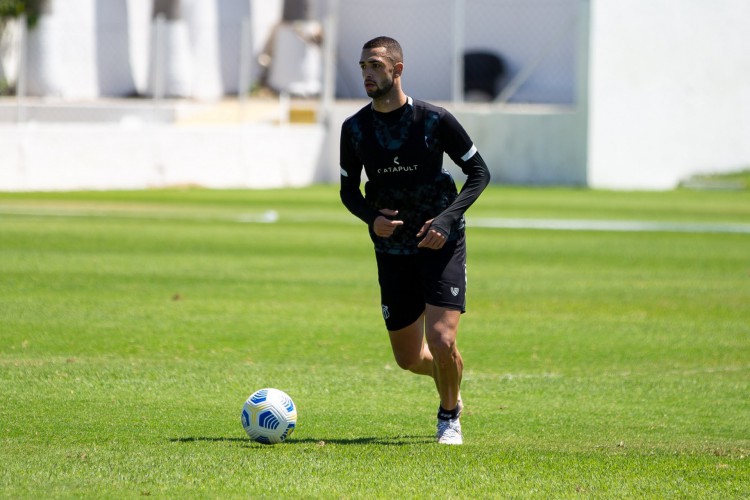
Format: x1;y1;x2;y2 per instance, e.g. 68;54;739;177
289;435;434;446
169;435;433;446
169;437;247;443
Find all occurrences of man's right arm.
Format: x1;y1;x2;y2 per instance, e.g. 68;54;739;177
340;170;379;226
339;122;380;226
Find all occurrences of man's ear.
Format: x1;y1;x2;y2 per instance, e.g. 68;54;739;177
394;62;404;78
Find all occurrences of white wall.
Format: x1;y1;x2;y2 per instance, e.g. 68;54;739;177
321;101;587;187
0;120;325;191
454;106;586;185
0;98;586;191
587;0;750;189
5;1;749;191
18;0;282;99
10;0;578;102
26;0;100;98
335;0;578;103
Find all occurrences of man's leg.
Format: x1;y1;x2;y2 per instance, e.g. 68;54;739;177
424;305;462;411
387;306;464;444
388;313;433;377
386;307;463;405
425;305;463;444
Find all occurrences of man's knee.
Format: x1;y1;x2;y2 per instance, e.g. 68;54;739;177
427;337;456;361
393;351;422;372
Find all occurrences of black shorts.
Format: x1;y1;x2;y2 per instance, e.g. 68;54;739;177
375;235;467;331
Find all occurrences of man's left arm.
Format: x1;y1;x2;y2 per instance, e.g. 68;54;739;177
428;150;491;238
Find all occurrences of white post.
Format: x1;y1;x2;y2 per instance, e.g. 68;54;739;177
576;0;591;184
319;0;339;125
152;13;166;102
576;0;590;111
238;17;252;101
451;0;465;104
238;17;253;121
16;14;27;122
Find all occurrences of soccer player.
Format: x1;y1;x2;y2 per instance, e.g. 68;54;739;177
339;36;491;444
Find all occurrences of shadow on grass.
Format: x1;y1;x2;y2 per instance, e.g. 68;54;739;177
289;435;434;446
170;437;247;443
169;435;433;446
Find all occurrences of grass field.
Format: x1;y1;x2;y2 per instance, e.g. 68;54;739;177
1;185;749;498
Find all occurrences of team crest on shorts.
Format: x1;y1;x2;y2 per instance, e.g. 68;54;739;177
381;304;390;320
450;287;460;297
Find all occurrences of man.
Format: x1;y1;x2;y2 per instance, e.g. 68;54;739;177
339;36;490;445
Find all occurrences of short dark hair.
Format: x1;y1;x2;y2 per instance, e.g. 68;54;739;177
362;36;403;64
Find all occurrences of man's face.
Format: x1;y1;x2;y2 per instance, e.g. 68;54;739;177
359;47;397;99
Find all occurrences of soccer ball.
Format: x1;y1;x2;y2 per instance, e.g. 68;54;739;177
241;388;297;444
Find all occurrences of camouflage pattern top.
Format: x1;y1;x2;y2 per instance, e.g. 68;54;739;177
340;97;490;255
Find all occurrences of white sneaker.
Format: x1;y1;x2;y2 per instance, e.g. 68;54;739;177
436;416;463;445
436;398;464;445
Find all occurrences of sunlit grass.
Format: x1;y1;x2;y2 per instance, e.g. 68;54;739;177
1;186;748;497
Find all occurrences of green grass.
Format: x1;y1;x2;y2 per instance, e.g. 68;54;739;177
680;169;750;191
1;185;749;498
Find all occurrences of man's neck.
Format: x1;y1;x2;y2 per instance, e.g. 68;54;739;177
371;90;408;113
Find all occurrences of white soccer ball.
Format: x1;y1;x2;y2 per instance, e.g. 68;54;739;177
241;388;297;444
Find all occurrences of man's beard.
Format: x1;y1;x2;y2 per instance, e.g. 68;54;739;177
366;78;394;99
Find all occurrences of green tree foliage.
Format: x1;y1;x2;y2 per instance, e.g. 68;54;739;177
0;0;43;27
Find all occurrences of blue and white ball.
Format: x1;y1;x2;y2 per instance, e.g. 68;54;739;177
241;388;297;444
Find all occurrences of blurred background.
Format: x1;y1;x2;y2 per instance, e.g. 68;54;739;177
0;0;748;191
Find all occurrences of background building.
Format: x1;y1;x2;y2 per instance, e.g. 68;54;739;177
0;0;748;191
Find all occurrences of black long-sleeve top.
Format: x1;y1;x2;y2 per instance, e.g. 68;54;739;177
340;97;490;255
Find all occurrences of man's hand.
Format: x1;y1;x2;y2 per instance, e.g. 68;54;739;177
373;209;404;238
417;219;447;249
